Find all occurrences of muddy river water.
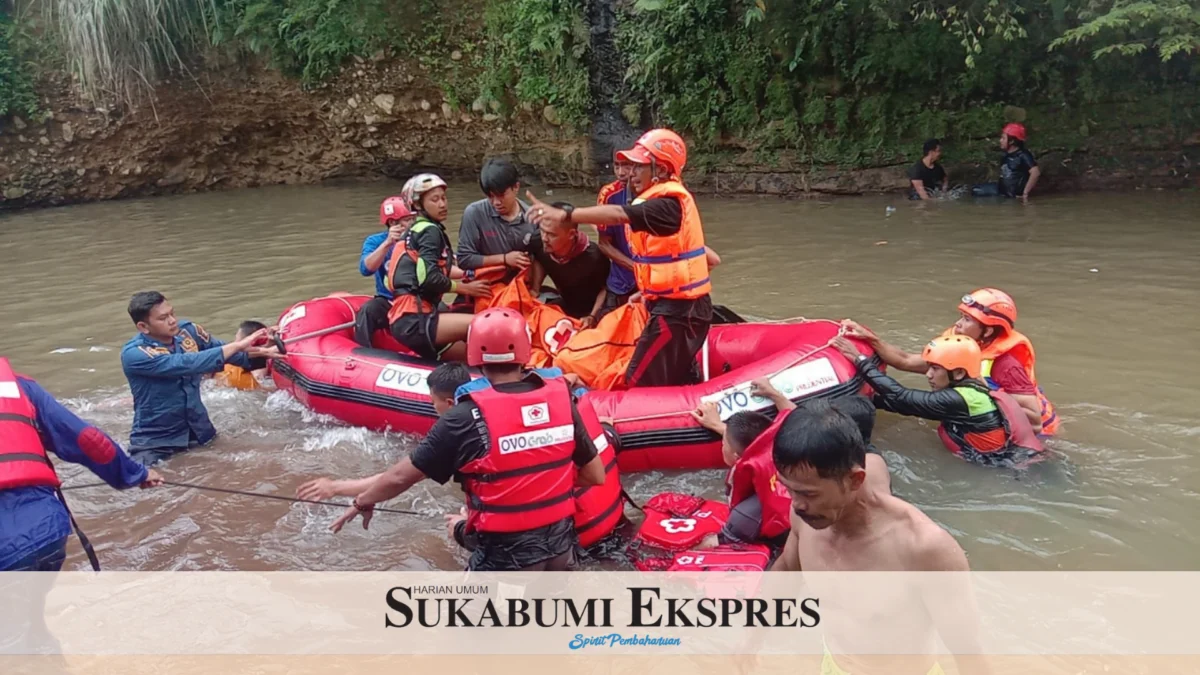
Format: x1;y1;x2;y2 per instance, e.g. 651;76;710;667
1;181;1198;571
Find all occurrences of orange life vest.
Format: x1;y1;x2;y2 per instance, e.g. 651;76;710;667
627;181;711;300
213;364;260;391
728;410;793;541
0;358;61;490
387;219;452;323
459;378;579;534
572;395;624;548
940;327;1059;435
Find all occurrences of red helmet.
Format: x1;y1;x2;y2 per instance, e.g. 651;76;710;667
958;287;1017;329
380;196;414;225
466;308;532;367
922;335;982;379
615;128;688;176
1002;123;1027;142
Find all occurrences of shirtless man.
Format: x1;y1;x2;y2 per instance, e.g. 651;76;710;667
769;400;990;675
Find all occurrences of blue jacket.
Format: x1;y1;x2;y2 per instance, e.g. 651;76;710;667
0;377;148;571
360;231;395;300
454;367;588;402
598;185;637;295
120;321;251;451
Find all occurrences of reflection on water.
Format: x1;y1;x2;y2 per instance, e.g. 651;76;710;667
2;181;1198;571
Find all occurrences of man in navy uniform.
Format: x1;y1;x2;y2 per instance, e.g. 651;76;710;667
120;291;276;466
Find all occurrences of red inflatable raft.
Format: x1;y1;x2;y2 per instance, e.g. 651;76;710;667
271;294;875;472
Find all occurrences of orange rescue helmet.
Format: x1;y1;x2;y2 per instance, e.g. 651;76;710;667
615;129;688;176
958;287;1017;329
923;335;982;379
1002;123;1027;142
467;308;532;367
380;196;414;226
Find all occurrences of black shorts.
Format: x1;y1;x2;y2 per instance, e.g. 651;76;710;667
389;312;443;361
717;495;790;555
353;295;393;347
465;517;578;571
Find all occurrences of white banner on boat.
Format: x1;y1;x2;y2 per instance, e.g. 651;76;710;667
375;363;432;396
278;304;307;331
701;357;840;421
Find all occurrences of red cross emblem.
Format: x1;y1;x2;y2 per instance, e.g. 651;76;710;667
543;319;578;354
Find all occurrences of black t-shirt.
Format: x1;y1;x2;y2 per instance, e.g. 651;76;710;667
622;196;683;236
529;238;611;319
907;160;946;191
408;374;599;569
999;148;1038;197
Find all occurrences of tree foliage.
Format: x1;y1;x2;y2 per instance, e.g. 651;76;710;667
617;0;1196;164
0;9;39;117
1050;0;1200;61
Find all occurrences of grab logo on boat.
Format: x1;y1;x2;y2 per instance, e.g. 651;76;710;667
701;357;840;421
497;424;574;455
375;364;432;396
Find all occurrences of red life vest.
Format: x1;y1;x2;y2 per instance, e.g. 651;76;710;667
628;492;729;570
572;396;624;548
668;543;771;572
0;358;61;491
728;410;794;541
459;378;579;534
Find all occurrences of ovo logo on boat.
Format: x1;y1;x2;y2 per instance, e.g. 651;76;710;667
701;358;840;421
375;364;432;396
498;424;574;455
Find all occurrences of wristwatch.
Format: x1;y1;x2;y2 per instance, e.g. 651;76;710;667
553;201;575;224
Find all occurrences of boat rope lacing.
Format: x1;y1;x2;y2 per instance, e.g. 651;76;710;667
275;299;854;427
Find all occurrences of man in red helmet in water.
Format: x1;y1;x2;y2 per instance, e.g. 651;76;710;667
527;129;714;388
971;123;1041;200
354;196;417;347
842;287;1059;436
327;308;607;571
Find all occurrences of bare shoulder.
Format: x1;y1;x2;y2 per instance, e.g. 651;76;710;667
889;495;970;571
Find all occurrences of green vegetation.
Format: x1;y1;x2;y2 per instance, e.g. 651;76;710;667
211;0;396;85
617;0;1199;167
475;0;591;126
3;0;1197;169
0;8;38;117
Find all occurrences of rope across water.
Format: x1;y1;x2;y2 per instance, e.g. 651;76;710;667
61;480;422;516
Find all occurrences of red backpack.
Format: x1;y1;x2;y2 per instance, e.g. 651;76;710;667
667;543;771;572
626;492;730;571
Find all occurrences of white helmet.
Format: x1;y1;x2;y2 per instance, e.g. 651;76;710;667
402;173;448;211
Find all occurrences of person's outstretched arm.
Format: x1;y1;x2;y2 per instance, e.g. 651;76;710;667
21;378;154;489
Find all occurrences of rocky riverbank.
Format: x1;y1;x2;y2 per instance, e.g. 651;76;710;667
2;57;1197;212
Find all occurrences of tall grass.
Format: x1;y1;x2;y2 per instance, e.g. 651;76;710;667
29;0;215;107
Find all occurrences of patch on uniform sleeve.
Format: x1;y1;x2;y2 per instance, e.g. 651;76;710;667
193;323;210;342
138;346;170;358
180;333;198;353
78;426;117;464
